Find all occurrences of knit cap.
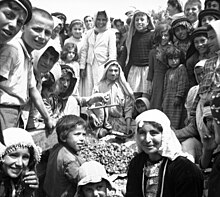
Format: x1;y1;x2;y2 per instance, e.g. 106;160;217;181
0;128;42;164
198;9;220;26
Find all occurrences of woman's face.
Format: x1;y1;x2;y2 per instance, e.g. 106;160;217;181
161;30;170;46
174;25;188;40
2;147;30;178
134;13;149;32
95;13;107;29
201;15;216;26
136;123;162;155
106;64;119;82
193;35;208;55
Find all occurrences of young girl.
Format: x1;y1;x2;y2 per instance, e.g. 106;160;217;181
162;46;189;129
171;17;193;57
0;127;41;196
64;19;85;58
119;10;154;99
147;23;172;110
60;43;80;95
134;97;150;115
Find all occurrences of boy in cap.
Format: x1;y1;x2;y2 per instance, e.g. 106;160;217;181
76;160;114;197
0;7;54;143
0;0;32;44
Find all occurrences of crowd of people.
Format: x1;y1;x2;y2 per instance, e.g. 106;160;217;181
1;0;220;196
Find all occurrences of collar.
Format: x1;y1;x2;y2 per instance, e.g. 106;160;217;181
17;38;32;61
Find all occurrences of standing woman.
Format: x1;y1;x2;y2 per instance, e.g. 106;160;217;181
126;109;203;197
80;10;117;97
0;128;41;197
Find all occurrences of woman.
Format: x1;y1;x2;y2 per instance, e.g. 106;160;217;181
0;128;41;196
80;10;117;97
89;59;134;136
126;109;203;197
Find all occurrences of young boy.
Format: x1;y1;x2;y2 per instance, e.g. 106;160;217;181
0;0;32;44
44;115;86;197
0;7;54;142
204;0;220;10
76;160;114;197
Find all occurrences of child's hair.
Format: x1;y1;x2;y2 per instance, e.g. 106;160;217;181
56;115;87;143
29;7;53;24
0;0;32;24
165;45;185;65
69;19;84;32
153;23;171;46
167;0;183;12
61;43;78;62
184;0;202;11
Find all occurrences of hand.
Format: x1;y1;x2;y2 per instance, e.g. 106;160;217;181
174;97;182;107
203;134;217;151
23;171;39;189
90;114;102;127
88;93;110;105
80;69;86;78
44;117;55;135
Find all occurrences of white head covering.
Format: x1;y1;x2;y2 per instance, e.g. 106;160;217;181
93;10;110;33
0;128;41;164
135;109;193;161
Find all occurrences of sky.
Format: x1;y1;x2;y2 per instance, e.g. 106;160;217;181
31;0;168;23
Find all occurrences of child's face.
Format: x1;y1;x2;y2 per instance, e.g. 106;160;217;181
106;64;119;82
37;50;57;73
65;125;86;152
184;3;200;23
193;35;208;55
134;13;149;32
174;25;188;40
208;29;220;54
194;66;204;84
161;30;170;46
168;57;180;68
84;16;93;30
22;13;54;52
206;0;220;10
66;48;76;62
201;15;216;27
95;13;107;29
59;72;71;93
136;102;147;114
82;180;107;197
0;1;27;44
71;24;83;39
167;3;177;16
2;147;30;178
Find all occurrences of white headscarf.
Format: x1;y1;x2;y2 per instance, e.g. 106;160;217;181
135;109;193;161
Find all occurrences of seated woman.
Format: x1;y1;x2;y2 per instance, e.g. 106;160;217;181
126;109;204;197
89;60;135;137
0;127;41;196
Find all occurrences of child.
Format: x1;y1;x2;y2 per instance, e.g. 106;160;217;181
0;127;41;196
83;15;94;31
162;46;189;129
0;8;54;142
198;8;220;27
75;160;114;197
184;0;202;28
64;19;85;57
119;10;154;99
204;0;220;10
60;43;80;95
147;23;172;110
186;26;209;89
44;115;86;197
134;97;150;115
80;10;117;97
0;0;32;44
171;17;193;56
